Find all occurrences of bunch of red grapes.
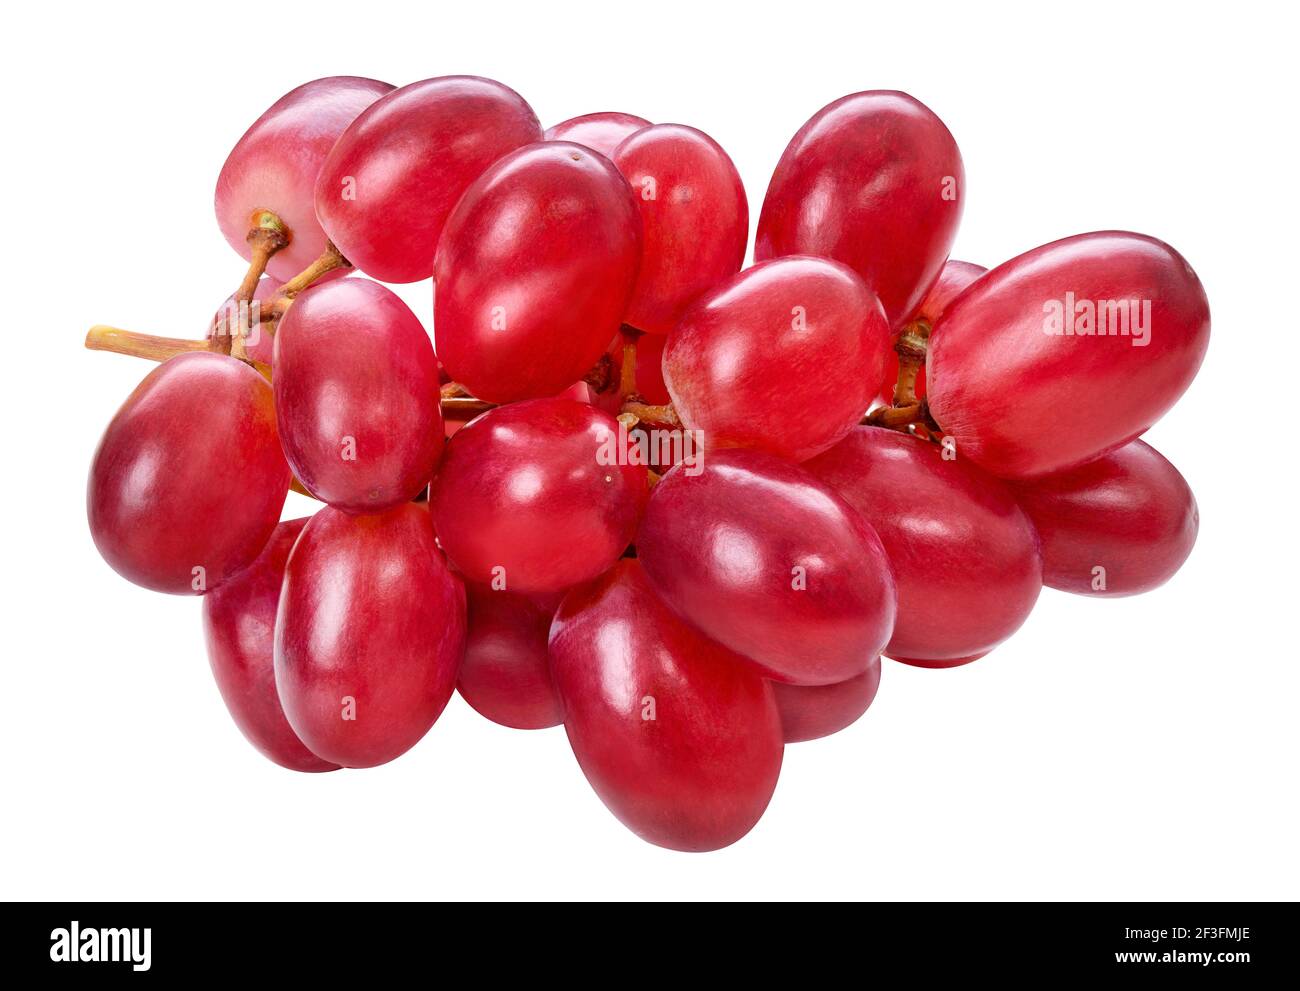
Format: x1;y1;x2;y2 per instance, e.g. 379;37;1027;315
85;76;1210;852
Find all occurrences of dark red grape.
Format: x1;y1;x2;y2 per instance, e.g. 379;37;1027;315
273;278;442;513
772;659;882;743
549;561;784;852
216;76;393;282
430;398;647;594
756;91;964;328
1012;440;1198;596
544;111;650;156
87;353;290;595
274;504;466;768
202;517;337;772
316;76;541;283
434;142;642;403
664;256;889;461
806;427;1042;667
926;231;1211;479
611;123;747;335
638;449;895;685
457;584;562;730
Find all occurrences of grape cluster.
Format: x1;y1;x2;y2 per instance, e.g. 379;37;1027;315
85;76;1209;852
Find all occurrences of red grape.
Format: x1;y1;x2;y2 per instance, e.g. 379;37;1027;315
772;659;882;743
549;561;784;852
544;111;650;156
274;504;466;768
208;276;283;366
316;76;541;283
663;256;889;461
87;353;290;595
273;278;442;513
434;142;642;403
457;584;562;730
633;333;671;404
756;91;964;328
877;259;986;404
1012;440;1198;596
638;449;895;685
926;231;1211;479
430;398;647;594
202;518;337;772
611;123;748;335
216;77;393;282
806;427;1042;667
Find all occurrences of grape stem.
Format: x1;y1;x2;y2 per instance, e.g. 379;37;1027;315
219;214;290;361
260;242;351;322
85;326;212;362
620;401;681;428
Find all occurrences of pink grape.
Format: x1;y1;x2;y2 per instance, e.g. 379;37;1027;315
772;660;882;744
926;231;1211;479
316;76;542;283
202;517;337;772
216;77;393;282
549;560;784;852
457;585;563;730
637;449;896;685
663;256;889;462
87;353;290;595
274;504;466;768
544;111;650;156
756;90;964;328
430;398;647;594
1012;440;1198;596
273;278;442;513
806;427;1042;667
611;123;748;335
434;142;642;403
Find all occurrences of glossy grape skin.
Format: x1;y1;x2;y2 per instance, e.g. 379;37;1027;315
273;279;442;513
807;427;1042;667
638;449;895;685
756;91;964;328
772;659;882;744
216;77;393;283
663;256;889;462
208;276;283;366
611;124;748;335
926;231;1211;479
457;584;562;730
544;111;650;156
430;399;647;594
274;504;466;768
202;518;337;772
878;260;986;405
1012;440;1198;596
549;561;784;852
87;353;290;595
434;142;642;403
316;76;541;283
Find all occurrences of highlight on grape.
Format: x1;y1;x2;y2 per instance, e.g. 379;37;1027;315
83;74;1209;852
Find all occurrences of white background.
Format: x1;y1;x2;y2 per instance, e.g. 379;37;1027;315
2;1;1297;901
